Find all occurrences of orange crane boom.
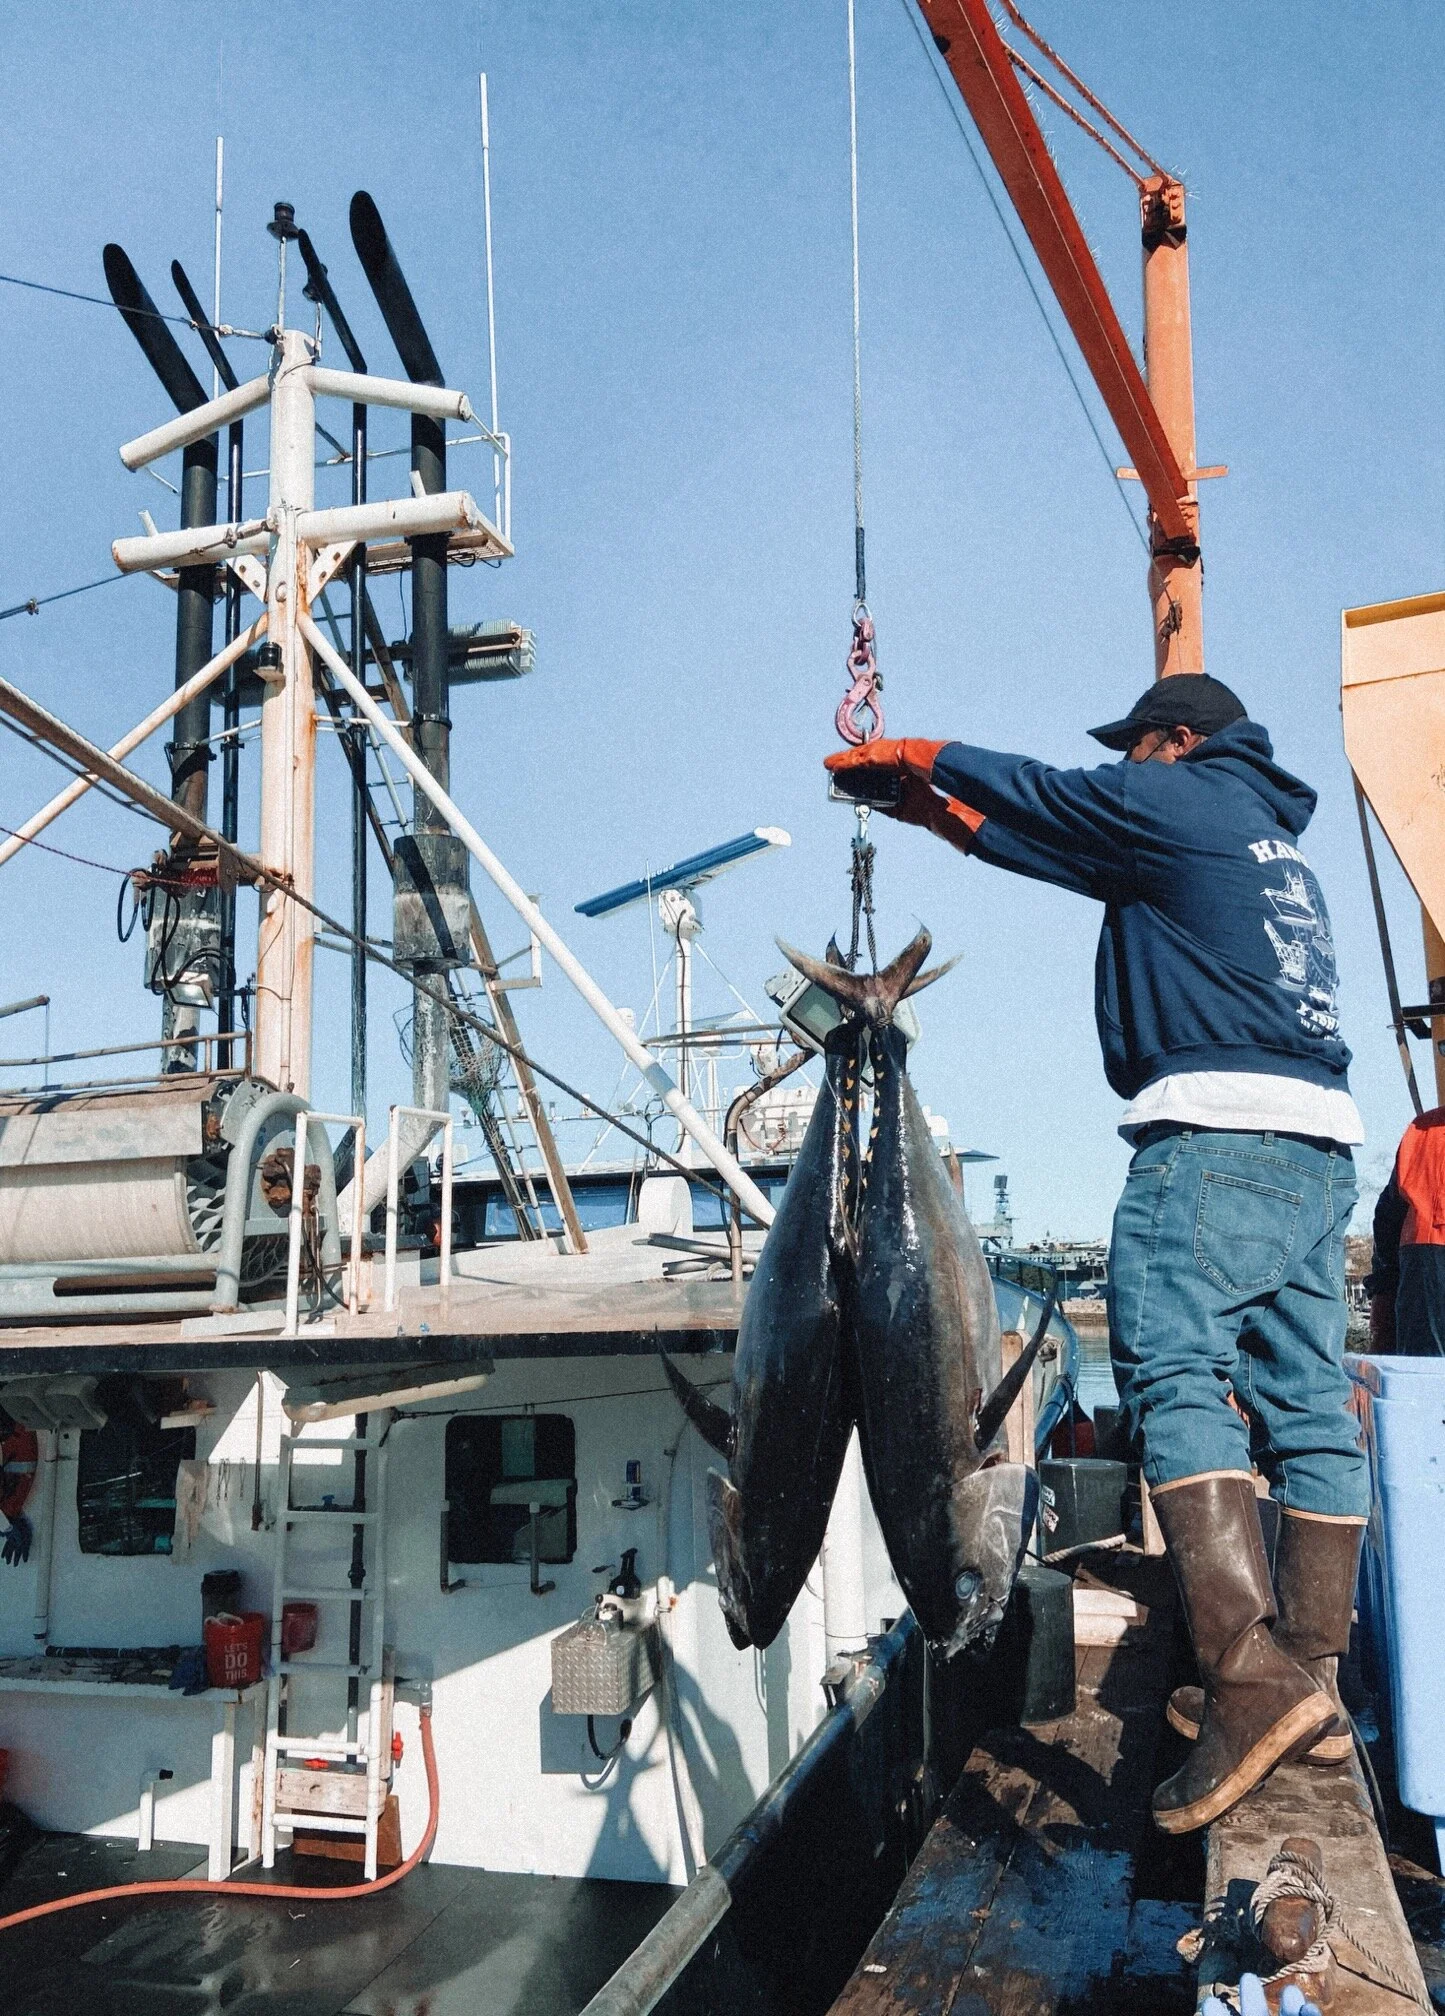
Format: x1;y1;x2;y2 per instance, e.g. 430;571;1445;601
915;0;1206;676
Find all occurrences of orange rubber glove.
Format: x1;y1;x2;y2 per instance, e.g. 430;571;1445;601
824;738;947;783
893;773;985;853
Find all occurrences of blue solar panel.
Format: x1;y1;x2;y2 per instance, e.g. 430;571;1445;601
575;827;789;917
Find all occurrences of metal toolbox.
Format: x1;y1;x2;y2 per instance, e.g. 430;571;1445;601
551;1607;659;1717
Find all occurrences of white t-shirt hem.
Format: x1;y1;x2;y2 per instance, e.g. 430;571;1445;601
1118;1070;1363;1147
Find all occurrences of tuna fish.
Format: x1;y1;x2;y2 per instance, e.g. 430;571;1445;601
665;928;1047;1659
663;989;863;1650
777;929;1044;1656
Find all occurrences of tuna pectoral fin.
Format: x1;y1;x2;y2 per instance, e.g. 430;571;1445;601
705;1469;754;1651
776;927;945;1027
974;1280;1061;1453
659;1350;732;1458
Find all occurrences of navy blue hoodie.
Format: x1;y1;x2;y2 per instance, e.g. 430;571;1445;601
931;721;1352;1101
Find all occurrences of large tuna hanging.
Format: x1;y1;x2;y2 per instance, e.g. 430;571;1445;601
667;929;1049;1658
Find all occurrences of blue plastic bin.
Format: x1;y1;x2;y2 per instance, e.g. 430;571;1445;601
1347;1354;1445;1871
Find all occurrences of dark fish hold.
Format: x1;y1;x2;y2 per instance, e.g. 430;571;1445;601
800;928;1039;1657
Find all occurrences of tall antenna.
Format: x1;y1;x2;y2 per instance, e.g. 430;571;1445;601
212;137;224;399
479;72;502;531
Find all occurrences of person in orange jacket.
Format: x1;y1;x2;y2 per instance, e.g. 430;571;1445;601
1366;1107;1445;1355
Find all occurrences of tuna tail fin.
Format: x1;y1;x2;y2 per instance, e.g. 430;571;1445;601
974;1280;1061;1454
775;927;953;1027
903;956;961;997
659;1350;733;1458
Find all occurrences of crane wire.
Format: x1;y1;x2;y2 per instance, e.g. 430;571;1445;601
1005;51;1146;190
835;0;885;744
848;0;866;606
839;0;884;977
897;0;1149;553
995;0;1170;179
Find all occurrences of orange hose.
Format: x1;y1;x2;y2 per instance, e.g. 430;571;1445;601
0;1703;438;1937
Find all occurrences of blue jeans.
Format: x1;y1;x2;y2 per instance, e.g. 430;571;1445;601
1107;1127;1367;1518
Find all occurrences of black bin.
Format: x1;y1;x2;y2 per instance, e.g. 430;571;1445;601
987;1559;1075;1725
201;1569;242;1628
1038;1457;1127;1558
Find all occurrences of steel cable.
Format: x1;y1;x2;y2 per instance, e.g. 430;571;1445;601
0;268;267;341
0;571;129;623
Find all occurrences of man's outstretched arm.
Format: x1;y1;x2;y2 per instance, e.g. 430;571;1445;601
826;738;1135;899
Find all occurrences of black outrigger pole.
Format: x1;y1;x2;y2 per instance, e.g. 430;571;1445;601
103;245;220;1067
349;190;458;1120
170;257;244;1067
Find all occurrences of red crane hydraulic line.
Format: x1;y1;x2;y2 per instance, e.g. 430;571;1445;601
915;0;1195;555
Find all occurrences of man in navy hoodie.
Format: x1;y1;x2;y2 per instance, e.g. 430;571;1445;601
826;675;1366;1835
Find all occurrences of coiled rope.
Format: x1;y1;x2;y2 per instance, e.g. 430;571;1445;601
1247;1843;1431;2012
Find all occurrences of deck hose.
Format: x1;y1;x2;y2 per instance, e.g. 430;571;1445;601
0;1702;438;1937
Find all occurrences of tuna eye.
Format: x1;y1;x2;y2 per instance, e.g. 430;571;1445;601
954;1569;982;1603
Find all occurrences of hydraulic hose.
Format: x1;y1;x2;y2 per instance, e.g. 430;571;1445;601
0;1702;438;1937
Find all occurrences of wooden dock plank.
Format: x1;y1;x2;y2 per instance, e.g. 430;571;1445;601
831;1552;1195;2015
1197;1752;1429;2013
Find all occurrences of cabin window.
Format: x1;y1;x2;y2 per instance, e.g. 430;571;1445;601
445;1414;577;1565
76;1378;197;1556
481;1181;632;1241
688;1175;789;1231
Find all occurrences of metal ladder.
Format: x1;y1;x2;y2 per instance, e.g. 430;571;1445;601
313;598;583;1250
261;1413;392;1880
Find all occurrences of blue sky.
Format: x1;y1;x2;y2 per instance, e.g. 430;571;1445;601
0;2;1440;1240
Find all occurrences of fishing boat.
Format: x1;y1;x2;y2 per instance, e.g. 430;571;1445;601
0;54;1084;2010
1;6;1438;2013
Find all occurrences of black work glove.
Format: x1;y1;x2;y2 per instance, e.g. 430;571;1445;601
2;1515;33;1566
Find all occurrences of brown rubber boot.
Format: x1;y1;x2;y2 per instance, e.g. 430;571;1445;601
1166;1510;1364;1766
1151;1474;1335;1834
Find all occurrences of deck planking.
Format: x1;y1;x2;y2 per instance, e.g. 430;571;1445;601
830;1550;1198;2016
1196;1752;1430;2012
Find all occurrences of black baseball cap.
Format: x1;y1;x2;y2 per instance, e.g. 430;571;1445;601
1088;674;1247;752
